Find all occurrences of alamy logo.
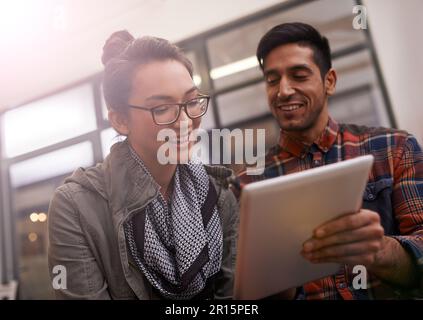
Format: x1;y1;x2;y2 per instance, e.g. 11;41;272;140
52;265;67;290
156;121;266;175
352;5;367;30
352;265;367;290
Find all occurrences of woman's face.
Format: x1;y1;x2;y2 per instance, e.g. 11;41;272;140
121;59;202;164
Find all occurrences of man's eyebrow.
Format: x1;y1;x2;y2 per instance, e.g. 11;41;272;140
263;68;279;77
144;86;199;102
263;64;314;76
288;64;313;73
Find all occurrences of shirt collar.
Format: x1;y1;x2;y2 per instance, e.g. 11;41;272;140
278;117;339;158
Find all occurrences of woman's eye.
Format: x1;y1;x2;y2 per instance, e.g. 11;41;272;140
187;100;199;108
154;106;169;114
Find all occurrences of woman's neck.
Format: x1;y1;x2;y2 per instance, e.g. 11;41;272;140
129;141;177;200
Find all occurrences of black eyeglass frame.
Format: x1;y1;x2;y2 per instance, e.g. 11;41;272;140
127;94;210;125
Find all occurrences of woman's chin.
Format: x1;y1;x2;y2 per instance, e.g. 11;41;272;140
170;143;191;164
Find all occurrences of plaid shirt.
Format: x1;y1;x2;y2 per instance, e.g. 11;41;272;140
232;117;423;300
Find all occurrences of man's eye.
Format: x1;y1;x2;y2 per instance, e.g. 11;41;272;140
293;74;308;80
266;77;280;85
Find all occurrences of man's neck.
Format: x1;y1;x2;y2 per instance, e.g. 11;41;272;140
284;112;329;145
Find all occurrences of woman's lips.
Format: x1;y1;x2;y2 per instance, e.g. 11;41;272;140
168;134;190;145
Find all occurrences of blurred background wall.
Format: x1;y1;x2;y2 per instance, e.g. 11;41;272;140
364;0;423;143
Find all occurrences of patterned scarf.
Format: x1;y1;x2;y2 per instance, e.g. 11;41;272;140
124;145;223;299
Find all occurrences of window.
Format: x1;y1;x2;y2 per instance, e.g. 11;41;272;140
216;82;268;126
2;84;96;158
9;141;94;188
101;127;122;158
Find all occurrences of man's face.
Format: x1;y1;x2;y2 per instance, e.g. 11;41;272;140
263;43;336;137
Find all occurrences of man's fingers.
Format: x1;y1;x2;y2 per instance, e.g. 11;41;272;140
303;224;385;252
313;209;381;238
302;239;382;261
309;253;379;267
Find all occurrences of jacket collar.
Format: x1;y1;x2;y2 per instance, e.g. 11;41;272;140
278;117;339;158
70;139;233;217
102;140;159;215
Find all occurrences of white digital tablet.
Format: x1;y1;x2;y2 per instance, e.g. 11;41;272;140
234;155;374;300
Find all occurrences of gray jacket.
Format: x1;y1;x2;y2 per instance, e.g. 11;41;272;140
47;141;239;299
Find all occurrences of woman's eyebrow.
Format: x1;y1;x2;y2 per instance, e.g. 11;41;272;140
184;86;199;96
144;86;199;102
144;94;173;102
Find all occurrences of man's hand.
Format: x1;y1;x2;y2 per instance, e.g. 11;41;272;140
301;209;418;288
301;209;384;266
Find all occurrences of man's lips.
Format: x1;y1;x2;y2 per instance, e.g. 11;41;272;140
275;103;305;111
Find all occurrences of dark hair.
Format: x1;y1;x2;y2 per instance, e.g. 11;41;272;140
102;30;193;115
256;22;332;78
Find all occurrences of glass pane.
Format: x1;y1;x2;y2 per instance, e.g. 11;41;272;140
3;84;96;158
333;50;375;93
216;82;269;126
185;51;203;88
207;0;365;90
100;84;109;121
16;203;53;299
101;127;124;159
331;49;390;127
329;87;380;127
10;141;94;188
199;100;216;130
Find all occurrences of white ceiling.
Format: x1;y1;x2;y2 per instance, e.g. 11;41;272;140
0;0;282;111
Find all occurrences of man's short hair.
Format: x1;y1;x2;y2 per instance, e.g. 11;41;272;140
256;22;332;79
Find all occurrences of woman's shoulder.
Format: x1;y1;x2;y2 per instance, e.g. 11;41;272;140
204;164;233;187
51;162;108;209
204;164;238;215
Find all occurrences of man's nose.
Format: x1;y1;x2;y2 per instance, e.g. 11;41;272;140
278;77;295;98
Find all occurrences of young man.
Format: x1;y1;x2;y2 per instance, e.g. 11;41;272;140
233;22;423;299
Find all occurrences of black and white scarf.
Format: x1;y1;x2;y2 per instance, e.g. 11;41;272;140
124;146;223;299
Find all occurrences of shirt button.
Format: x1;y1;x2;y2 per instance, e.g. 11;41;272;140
339;283;347;289
368;194;375;200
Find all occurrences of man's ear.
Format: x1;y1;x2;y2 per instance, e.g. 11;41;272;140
108;110;130;135
324;68;337;96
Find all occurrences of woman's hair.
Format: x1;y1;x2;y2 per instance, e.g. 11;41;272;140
102;30;193;115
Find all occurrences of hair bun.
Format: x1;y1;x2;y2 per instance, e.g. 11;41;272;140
101;30;135;66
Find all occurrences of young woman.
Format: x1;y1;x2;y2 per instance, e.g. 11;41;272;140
48;30;238;300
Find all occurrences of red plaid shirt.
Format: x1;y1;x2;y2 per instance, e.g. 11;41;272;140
232;117;423;299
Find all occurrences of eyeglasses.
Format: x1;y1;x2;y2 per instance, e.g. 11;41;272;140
128;95;210;125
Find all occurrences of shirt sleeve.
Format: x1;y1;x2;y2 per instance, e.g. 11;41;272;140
391;134;423;294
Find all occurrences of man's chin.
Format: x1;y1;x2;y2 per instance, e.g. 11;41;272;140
278;119;309;132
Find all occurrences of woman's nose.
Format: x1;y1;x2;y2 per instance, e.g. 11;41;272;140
173;108;192;129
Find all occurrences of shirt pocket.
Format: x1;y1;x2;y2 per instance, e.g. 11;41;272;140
362;178;397;235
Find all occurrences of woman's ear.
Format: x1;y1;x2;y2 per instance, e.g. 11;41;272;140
108;110;130;135
325;68;337;96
